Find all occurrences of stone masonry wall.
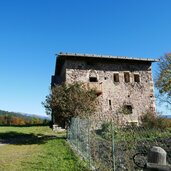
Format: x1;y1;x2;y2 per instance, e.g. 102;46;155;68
63;58;155;126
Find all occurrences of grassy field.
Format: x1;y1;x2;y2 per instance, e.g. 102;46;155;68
0;126;89;171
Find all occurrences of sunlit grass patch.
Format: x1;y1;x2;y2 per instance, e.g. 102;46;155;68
0;126;88;171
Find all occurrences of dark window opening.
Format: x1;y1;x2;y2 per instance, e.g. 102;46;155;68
114;73;119;82
104;77;107;80
123;105;133;114
134;74;140;83
124;72;130;83
109;100;112;109
89;77;98;82
89;70;98;82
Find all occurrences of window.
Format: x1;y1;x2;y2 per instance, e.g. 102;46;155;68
123;105;133;114
114;73;119;82
89;70;98;82
150;94;153;98
109;100;112;109
134;74;140;83
89;77;98;82
124;72;130;83
109;100;111;106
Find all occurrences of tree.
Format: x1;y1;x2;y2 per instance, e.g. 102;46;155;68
155;53;171;108
43;82;97;127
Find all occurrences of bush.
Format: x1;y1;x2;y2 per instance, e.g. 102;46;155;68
100;122;112;140
141;111;171;129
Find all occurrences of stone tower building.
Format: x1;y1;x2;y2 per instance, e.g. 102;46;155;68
51;52;158;127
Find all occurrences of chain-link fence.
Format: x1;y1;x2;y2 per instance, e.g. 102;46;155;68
67;117;171;171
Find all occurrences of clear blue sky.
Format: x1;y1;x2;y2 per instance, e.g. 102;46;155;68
0;0;170;116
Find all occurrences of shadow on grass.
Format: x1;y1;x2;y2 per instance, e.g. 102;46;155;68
0;124;50;127
0;131;65;145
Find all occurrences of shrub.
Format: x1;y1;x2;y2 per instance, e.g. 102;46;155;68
141;110;170;129
100;122;112;140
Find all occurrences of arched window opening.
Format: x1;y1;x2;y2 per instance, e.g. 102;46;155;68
89;70;98;82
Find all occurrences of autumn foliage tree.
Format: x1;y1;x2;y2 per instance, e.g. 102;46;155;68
43;82;97;127
156;53;171;109
0;115;48;126
0;110;49;126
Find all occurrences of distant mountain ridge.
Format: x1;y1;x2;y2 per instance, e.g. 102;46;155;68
161;115;171;119
20;113;50;120
0;109;50;120
0;109;50;126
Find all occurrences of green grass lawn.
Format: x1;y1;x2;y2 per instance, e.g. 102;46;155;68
0;126;89;171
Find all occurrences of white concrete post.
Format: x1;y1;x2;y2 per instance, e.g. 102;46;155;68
144;146;171;171
148;146;167;165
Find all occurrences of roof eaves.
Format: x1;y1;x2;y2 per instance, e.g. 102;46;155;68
57;52;159;62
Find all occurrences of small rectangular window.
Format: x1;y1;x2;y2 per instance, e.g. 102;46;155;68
123;105;133;114
124;72;130;83
89;77;98;82
114;73;119;82
134;74;140;83
109;100;112;109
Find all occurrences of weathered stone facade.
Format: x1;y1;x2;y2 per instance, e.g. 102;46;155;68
51;52;158;126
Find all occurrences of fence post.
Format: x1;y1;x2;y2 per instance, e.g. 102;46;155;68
77;118;79;152
111;121;115;171
88;118;91;170
144;146;171;171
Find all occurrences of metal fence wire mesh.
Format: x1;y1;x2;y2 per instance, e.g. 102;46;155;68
67;117;171;171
